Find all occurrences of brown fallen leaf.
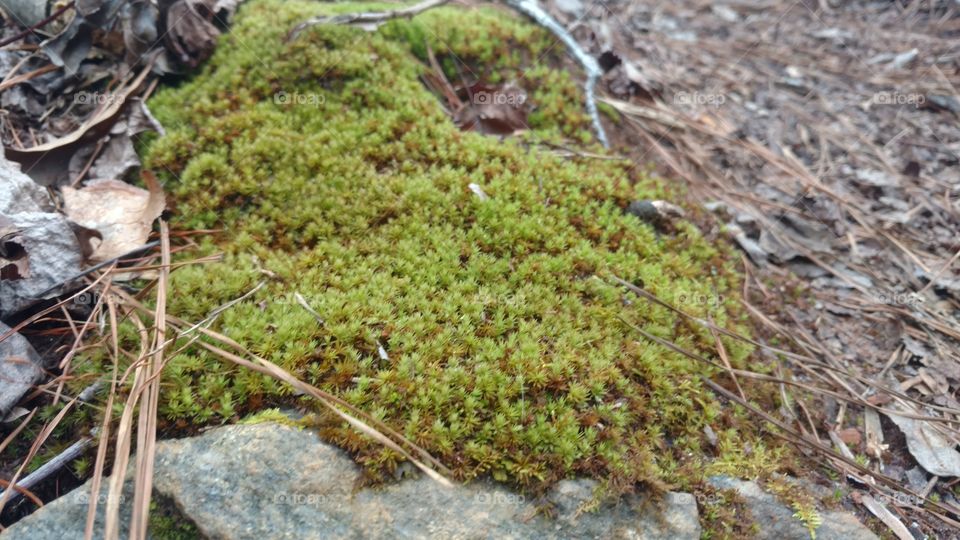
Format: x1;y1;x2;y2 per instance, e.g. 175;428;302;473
61;173;165;262
836;427;862;446
3;63;153;187
165;0;243;68
886;407;960;477
454;82;528;136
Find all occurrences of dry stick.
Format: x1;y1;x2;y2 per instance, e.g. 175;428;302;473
0;63;58;92
192;339;453;487
0;396;80;514
0;479;43;507
504;0;608;148
0;1;76;48
706;315;746;400
0;437;94;505
288;0;451;39
85;298;121;540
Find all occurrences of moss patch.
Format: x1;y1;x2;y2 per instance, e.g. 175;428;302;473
74;0;775;494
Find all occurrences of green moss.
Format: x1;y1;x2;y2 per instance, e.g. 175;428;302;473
696;486;756;539
239;408;308;428
149;495;203;539
765;476;824;540
70;0;775;494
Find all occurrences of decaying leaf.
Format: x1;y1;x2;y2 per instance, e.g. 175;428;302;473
4;64;152;186
885;409;960;477
121;0;160;64
62;173;165;262
454;83;528;136
89;98;166;181
165;0;243;68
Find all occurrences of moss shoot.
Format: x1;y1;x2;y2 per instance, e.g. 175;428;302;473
78;0;776;494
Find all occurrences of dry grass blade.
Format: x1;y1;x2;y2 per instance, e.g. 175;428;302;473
104;221;170;540
193;340;453;487
85;297;121;540
103;312;150;540
110;285;454;486
131;221;170;539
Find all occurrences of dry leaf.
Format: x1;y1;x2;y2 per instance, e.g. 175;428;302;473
858;494;914;540
454;83;528;136
62;174;165;262
836;427;862;446
165;0;243;68
886;409;960;477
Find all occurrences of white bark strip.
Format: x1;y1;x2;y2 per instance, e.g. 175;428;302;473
504;0;609;148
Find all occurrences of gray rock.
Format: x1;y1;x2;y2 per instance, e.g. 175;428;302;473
0;155;83;317
0;321;43;418
6;423;701;539
708;476;878;540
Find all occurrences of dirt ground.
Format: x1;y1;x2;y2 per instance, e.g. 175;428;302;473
531;0;959;536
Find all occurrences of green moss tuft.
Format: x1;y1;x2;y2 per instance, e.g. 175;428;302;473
78;0;775;494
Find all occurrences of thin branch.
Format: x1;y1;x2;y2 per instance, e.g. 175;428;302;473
288;0;451;40
503;0;609;148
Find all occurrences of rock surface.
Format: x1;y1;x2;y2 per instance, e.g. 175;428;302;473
0;155;83;317
5;423;702;539
708;476;878;540
0;321;44;418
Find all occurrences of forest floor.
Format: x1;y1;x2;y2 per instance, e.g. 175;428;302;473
2;0;960;537
523;0;959;536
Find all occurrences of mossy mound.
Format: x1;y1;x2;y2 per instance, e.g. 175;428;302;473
91;0;770;492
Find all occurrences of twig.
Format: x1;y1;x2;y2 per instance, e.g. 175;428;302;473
288;0;451;39
0;1;76;48
85;299;120;540
129;221;170;540
0;436;94;505
504;0;609;148
288;0;609;147
33;241;161;299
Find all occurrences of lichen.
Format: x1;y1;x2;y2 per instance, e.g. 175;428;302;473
71;0;777;497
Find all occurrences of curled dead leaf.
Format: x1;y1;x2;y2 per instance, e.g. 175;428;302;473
165;0;242;68
61;172;165;262
454;83;528;136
